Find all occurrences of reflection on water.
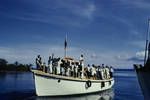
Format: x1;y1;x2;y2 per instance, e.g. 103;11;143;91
29;89;114;100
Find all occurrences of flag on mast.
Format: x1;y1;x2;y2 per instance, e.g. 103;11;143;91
64;35;67;49
64;34;67;57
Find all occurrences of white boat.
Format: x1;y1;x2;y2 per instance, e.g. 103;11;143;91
32;38;114;96
31;69;114;96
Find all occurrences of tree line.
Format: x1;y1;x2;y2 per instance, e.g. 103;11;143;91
0;58;32;72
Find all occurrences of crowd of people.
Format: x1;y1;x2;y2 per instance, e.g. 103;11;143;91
36;54;114;80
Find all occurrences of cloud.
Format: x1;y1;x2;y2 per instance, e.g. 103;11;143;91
114;50;145;63
85;51;135;68
136;51;145;58
127;51;146;63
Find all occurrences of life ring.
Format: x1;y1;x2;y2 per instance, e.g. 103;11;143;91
86;80;92;88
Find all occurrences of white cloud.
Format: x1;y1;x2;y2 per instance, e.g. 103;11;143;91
136;51;145;58
126;50;146;65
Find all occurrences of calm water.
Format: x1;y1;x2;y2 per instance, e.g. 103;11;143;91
0;70;144;100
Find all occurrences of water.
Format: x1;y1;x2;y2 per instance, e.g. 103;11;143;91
0;70;144;100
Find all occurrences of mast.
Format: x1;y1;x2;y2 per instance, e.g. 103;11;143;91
144;19;150;65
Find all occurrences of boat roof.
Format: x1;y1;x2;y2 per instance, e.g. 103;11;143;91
63;57;74;60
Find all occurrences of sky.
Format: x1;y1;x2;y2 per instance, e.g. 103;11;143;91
0;0;150;69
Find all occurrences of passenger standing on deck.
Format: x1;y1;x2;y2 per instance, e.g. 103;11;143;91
66;62;71;76
110;66;114;78
62;63;65;76
106;66;110;79
97;65;100;80
84;65;88;79
67;60;70;76
75;62;78;78
56;60;61;75
38;55;43;71
77;63;81;78
89;66;92;78
87;64;90;79
48;56;53;74
60;59;65;75
104;66;107;79
101;64;105;80
36;58;40;70
99;66;102;80
80;54;84;78
73;62;76;77
45;63;48;73
51;53;55;74
92;64;96;80
43;62;46;72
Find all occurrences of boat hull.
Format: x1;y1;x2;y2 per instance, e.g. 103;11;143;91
32;70;114;96
134;65;150;100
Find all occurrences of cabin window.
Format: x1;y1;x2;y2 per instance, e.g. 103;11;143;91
101;82;105;88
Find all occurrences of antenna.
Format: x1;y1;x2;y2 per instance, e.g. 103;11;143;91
144;19;150;65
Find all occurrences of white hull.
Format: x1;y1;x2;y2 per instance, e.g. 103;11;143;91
32;70;114;96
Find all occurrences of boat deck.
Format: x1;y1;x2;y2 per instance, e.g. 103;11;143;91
31;69;114;82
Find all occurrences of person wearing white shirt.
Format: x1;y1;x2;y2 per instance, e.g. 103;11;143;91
56;60;61;75
80;54;84;79
75;63;78;78
66;65;70;76
101;66;105;80
92;64;96;80
105;66;110;79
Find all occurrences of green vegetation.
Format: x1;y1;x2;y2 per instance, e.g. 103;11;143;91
0;58;32;72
